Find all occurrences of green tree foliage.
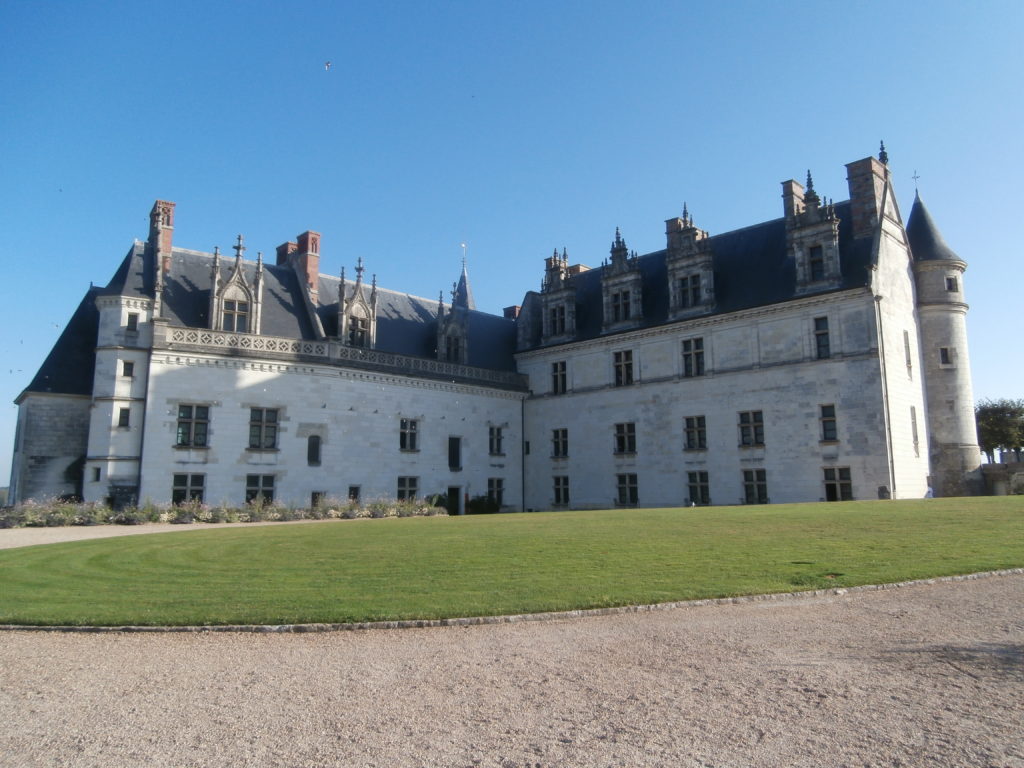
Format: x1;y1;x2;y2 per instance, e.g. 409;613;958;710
975;398;1024;462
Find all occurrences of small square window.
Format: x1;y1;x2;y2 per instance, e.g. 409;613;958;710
117;407;130;427
945;276;959;292
122;361;135;378
91;467;101;482
348;485;361;502
939;347;953;366
245;474;274;504
126;313;139;332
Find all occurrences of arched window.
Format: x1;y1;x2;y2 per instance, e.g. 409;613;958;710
307;435;321;466
222;287;249;333
348;312;368;347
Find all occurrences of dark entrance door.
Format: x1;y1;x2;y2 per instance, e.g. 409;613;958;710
446;486;461;515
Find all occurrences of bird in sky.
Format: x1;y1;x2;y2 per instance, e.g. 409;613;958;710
324;61;331;72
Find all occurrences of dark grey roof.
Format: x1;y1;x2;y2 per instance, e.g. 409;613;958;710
316;276;517;371
907;193;961;262
520;200;874;348
19;288;99;400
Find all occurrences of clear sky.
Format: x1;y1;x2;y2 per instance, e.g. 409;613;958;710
2;0;1022;485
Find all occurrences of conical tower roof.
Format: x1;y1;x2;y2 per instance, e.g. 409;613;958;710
907;193;961;262
454;261;475;310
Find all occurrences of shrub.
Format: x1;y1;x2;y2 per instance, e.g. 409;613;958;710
466;494;500;515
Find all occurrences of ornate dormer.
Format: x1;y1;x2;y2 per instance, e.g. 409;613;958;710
210;235;263;334
601;228;643;332
540;248;578;344
437;262;472;363
784;171;841;294
338;257;377;348
665;203;715;320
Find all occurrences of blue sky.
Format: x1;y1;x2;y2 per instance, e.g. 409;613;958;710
2;0;1022;484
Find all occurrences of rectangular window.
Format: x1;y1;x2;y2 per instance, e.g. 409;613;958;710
122;360;135;378
126;313;139;332
682;337;705;377
117;407;130;427
223;300;249;333
552;427;569;458
91;466;101;482
348;485;361;502
611;291;630;322
349;316;369;347
397;476;418;500
613;350;634;387
687;471;710;505
814;317;830;360
809;245;825;281
248;408;278;449
487;478;504;507
176;405;209;447
614;422;637;454
172;473;205;504
551;361;567;394
245;474;274;504
399;418;418;451
307;435;321;466
684;416;707;450
553;475;570;506
939;347;953;366
911;406;920;456
445;334;461;361
448;436;462;470
679;274;702;308
311;491;325;509
616;473;639;506
823;467;853;501
743;469;768;504
945;276;959;292
549;304;566;335
738;411;764;447
488;426;504;456
820;404;838;442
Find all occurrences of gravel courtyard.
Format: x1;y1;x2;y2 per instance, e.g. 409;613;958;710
0;526;1020;767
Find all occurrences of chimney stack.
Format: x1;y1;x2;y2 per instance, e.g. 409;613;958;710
845;156;888;239
148;200;176;274
294;230;321;305
780;180;805;221
275;241;298;265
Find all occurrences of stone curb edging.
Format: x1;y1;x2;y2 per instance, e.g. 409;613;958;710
2;568;1021;634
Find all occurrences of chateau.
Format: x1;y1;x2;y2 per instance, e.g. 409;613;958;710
8;149;983;511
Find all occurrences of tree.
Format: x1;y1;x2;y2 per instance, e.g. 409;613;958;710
975;398;1024;462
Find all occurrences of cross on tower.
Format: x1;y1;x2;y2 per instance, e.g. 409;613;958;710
912;170;921;191
355;256;365;282
233;234;246;260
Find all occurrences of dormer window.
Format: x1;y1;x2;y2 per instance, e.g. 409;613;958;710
678;275;701;308
222;299;249;332
610;291;631;322
349;314;369;347
445;334;461;361
809;246;825;281
549;305;566;335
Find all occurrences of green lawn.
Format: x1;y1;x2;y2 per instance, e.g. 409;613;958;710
1;497;1022;626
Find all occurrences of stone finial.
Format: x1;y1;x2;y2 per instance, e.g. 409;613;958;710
879;140;888;165
233;234;245;262
805;171;815;194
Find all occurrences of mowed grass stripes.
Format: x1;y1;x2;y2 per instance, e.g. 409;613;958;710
1;497;1022;626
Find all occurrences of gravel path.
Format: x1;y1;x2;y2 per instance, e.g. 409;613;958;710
0;527;1021;767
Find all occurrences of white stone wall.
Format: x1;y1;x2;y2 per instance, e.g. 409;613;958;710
137;351;525;509
518;290;905;509
9;394;91;504
871;214;932;499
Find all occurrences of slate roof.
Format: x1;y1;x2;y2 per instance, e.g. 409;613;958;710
94;243;518;371
519;199;875;349
906;193;961;262
19;287;100;400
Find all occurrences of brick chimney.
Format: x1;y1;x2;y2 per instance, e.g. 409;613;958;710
294;230;321;305
148;200;175;274
845;156;888;239
275;241;297;266
780;180;805;222
503;305;521;319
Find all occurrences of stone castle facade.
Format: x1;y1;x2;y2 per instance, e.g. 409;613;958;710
9;148;983;510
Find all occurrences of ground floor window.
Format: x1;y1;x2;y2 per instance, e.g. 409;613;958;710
397;476;418;500
823;467;853;501
553;475;569;506
172;474;205;504
687;471;710;505
616;473;638;506
245;474;274;504
743;469;768;504
348;485;361;502
311;491;326;509
487;478;504;507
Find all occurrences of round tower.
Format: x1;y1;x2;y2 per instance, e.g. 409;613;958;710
908;193;982;496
